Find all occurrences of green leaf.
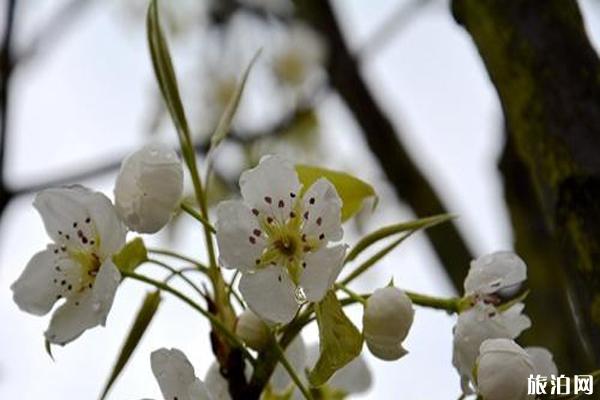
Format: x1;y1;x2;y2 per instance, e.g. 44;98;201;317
113;238;148;273
210;49;261;151
99;291;162;400
147;0;193;160
295;165;376;222
345;214;454;263
309;291;363;387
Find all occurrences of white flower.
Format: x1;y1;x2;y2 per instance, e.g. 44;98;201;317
362;286;414;361
476;339;535;400
235;309;271;350
464;251;527;301
272;23;326;88
114;143;184;234
452;302;531;394
11;186;126;345
525;346;558;377
150;348;212;400
216;155;346;324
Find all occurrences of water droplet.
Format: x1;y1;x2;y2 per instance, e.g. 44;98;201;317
294;286;307;304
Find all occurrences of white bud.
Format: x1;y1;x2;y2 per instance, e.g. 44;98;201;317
363;286;414;361
476;339;535;400
235;309;271;350
114;143;183;233
464;251;527;297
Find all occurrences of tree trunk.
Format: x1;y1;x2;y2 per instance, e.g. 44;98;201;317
453;0;600;365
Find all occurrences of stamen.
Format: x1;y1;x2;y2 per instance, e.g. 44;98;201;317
252;208;259;216
249;236;256;244
264;196;272;204
309;197;315;205
278;200;285;208
316;217;322;226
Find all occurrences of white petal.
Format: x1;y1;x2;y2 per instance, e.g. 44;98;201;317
151;348;201;400
188;380;212;400
45;260;121;345
239;155;301;223
33;186;126;258
299;245;346;302
365;340;408;361
216;200;267;271
301;178;342;242
239;266;299;324
204;361;252;400
452;303;531;392
464;251;527;296
526;347;558;377
11;247;79;316
114;143;184;234
271;335;306;393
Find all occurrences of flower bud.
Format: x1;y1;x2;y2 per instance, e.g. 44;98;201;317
235;309;271;350
114;143;183;233
363;286;414;361
476;339;534;400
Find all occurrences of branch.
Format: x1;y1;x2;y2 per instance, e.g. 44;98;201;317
298;0;474;291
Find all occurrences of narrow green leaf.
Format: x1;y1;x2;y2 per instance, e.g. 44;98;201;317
295;165;376;222
309;291;363;387
210;49;261;151
113;237;148;273
146;0;192;159
345;214;454;263
99;291;162;400
44;339;55;361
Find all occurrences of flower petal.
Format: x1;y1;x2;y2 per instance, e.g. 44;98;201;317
45;260;120;345
187;380;212;400
526;347;558;377
464;251;527;296
452;303;531;393
239;155;301;223
239;266;299;324
151;348;202;400
33;186;126;258
301;178;342;242
299;245;346;302
216;200;267;271
11;246;80;316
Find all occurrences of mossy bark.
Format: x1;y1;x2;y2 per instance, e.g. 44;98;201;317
453;0;600;364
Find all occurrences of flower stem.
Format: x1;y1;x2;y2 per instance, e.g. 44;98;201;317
272;339;314;400
147;247;209;273
120;270;255;365
335;283;367;305
180;202;216;234
146;258;205;297
335;285;459;313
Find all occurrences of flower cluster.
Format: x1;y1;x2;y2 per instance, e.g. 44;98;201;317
216;155;346;324
452;251;557;398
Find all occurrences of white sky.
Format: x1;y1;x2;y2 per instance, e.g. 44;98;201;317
1;0;600;399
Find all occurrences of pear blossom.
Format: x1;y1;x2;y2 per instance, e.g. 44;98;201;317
235;309;271;350
476;339;536;400
452;302;531;394
216;155;346;324
464;251;527;302
11;186;126;345
526;346;558;377
114;143;184;234
272;23;326;89
363;286;414;361
238;0;293;15
150;348;212;400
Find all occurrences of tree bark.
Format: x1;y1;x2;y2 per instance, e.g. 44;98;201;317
453;0;600;364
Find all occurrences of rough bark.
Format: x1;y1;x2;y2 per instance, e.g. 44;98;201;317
453;0;600;364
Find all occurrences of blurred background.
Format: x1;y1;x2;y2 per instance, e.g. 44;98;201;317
1;0;600;398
